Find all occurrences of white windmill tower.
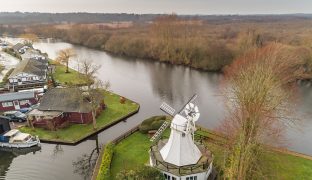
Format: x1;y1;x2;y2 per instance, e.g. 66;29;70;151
149;95;214;180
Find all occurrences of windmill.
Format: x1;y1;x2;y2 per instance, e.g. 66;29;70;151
150;94;202;166
150;94;199;142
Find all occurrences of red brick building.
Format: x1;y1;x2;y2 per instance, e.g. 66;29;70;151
0;91;38;111
27;88;105;129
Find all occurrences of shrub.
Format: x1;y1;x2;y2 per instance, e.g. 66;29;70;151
139;116;167;134
97;142;114;180
116;165;165;180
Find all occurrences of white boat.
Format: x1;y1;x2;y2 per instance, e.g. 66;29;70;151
0;129;40;148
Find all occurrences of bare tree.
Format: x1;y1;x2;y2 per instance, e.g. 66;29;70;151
79;59;110;130
220;43;309;179
56;48;76;73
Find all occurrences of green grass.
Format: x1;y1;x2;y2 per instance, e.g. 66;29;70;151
109;128;312;180
20;91;139;143
52;63;86;85
110;132;152;179
262;151;312;179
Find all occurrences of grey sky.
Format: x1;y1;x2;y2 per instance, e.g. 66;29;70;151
0;0;311;14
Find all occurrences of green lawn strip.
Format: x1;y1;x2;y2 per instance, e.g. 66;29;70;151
19;91;139;143
261;150;312;179
52;63;86;85
109;128;312;180
110;132;152;179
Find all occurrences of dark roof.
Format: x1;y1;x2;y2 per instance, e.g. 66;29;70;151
38;88;99;113
9;59;47;78
12;43;25;51
0;91;35;102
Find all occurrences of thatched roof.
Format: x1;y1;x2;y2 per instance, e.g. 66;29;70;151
12;43;25;51
38;88;98;113
9;59;47;78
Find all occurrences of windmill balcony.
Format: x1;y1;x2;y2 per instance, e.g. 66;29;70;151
149;139;214;176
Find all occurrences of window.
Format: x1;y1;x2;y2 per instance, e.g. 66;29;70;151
186;176;197;180
172;177;177;180
2;102;13;107
163;173;171;180
20;100;29;105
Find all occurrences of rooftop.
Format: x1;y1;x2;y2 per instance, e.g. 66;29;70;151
9;59;47;78
38;88;101;113
0;91;35;102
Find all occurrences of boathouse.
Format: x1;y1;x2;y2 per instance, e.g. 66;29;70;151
0;91;38;111
27;88;105;129
8;59;48;91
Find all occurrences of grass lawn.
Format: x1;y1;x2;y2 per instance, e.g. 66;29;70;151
52;63;86;85
19;91;139;143
110;132;152;179
262;151;312;179
109;128;312;180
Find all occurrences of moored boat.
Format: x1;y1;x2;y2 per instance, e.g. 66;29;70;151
0;129;40;148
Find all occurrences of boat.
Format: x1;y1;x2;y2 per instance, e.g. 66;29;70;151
0;129;40;148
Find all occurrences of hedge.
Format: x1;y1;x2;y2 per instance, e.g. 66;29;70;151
97;142;114;180
139;116;167;134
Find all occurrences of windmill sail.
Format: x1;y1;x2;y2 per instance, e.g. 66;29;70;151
150;121;170;142
178;94;198;115
160;102;176;116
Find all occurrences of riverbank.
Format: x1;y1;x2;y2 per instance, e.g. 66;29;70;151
94;117;312;180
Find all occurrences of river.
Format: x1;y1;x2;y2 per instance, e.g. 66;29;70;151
0;39;311;180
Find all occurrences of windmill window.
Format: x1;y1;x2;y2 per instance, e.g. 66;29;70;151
182;133;185;137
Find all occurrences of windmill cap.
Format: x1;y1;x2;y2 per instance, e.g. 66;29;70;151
171;114;188;132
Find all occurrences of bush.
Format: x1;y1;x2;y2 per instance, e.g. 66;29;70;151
116;165;165;180
139;116;167;134
97;142;114;180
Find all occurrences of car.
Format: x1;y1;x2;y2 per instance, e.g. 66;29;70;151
19;108;32;114
3;111;27;123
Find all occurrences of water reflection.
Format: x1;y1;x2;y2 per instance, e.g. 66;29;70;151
0;147;41;180
73;135;100;180
0;38;310;180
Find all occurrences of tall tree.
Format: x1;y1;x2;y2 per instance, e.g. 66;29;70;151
220;43;308;179
56;48;76;73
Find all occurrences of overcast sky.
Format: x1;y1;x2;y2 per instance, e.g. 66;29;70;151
0;0;311;14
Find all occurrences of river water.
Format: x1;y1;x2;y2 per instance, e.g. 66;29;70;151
0;39;311;180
